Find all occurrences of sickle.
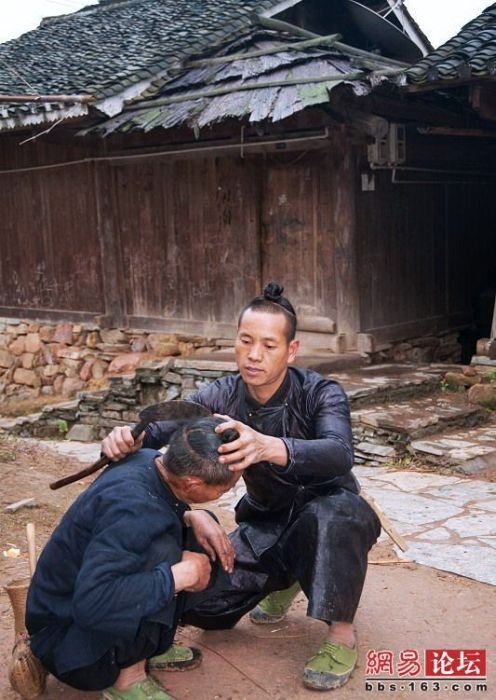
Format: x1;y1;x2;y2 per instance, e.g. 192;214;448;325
49;400;211;490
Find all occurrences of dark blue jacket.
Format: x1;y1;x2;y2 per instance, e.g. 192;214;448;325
26;449;188;676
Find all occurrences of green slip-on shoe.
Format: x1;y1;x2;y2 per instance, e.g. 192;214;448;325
302;640;358;690
147;644;202;672
249;582;301;624
101;676;176;700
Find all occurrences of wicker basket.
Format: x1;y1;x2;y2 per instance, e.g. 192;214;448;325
4;578;47;699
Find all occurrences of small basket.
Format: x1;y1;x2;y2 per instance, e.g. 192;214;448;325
4;577;30;637
4;525;48;699
8;634;47;700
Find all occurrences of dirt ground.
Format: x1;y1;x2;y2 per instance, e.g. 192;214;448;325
0;436;493;700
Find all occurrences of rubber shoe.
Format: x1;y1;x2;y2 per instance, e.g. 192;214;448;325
101;676;176;699
302;641;358;690
249;582;301;624
147;644;202;672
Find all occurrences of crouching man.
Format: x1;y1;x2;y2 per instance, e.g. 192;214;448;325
26;418;240;700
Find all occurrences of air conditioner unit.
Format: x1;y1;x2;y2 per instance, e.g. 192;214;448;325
368;123;406;166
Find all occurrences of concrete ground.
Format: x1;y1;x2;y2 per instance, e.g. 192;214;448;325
2;440;494;700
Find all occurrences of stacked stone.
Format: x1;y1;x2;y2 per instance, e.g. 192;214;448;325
369;332;462;364
76;358;238;441
352;422;406;466
0;320;226;405
0;320;109;403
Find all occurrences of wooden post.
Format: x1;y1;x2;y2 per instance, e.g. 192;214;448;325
491;294;496;340
93;162;127;326
333;131;361;346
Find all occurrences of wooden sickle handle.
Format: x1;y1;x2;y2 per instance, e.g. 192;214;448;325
49;420;146;490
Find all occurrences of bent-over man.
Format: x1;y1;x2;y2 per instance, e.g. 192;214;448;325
27;418;240;700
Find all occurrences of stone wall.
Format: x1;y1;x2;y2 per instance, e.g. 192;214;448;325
363;331;462;364
0;358;238;440
0;318;230;406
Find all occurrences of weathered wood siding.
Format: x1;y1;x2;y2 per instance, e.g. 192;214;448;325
1;124;494;344
0;159;104;317
261;151;337;321
355;169;496;342
110;157;261;332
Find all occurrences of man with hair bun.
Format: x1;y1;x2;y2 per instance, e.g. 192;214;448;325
26;418;241;700
102;282;381;692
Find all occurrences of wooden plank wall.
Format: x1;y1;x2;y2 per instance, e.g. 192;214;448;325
261;150;337;321
110;156;261;331
1;130;341;332
0;159;104;317
355;169;496;342
3;125;492;343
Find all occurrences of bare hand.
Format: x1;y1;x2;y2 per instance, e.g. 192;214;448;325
174;550;212;592
214;414;287;472
184;510;235;573
101;426;144;461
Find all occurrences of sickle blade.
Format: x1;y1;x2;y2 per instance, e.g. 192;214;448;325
138;400;211;422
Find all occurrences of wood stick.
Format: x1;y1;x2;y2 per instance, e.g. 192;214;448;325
184;34;342;68
362;492;409;552
256;15;409;67
0;94;94;103
125;72;366;111
26;523;36;579
369;559;414;565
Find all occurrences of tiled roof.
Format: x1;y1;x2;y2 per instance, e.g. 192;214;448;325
96;27;400;133
406;2;496;86
0;0;278;127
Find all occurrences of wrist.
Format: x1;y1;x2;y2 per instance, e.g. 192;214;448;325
183;509;206;527
171;561;197;592
263;435;289;467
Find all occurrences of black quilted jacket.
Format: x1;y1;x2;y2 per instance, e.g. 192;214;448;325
144;367;358;520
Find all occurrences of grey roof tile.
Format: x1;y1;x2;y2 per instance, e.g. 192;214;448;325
0;0;278;124
94;27;395;133
406;2;496;84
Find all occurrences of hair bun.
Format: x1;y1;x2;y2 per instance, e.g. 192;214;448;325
220;428;239;444
263;281;284;302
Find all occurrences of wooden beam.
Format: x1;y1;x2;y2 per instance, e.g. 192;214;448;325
491;295;496;340
256;14;317;40
256;15;410;68
333;131;361;342
126;68;406;114
419;126;496;138
471;84;496;122
124;72;367;111
0;94;94;103
362;94;479;128
404;75;496;94
184;34;342;68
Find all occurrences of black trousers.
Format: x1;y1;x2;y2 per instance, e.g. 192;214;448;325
42;619;176;691
184;489;381;630
39;526;226;692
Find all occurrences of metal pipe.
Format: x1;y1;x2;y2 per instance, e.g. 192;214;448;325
371;163;495;177
391;169;495;185
369;163;496;185
0;129;330;176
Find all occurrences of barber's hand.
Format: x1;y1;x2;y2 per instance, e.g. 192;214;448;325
184;510;235;574
172;551;212;592
101;426;144;460
214;414;288;472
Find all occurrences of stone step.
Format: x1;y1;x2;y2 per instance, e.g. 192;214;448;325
409;416;496;477
331;363;461;408
351;392;490;465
